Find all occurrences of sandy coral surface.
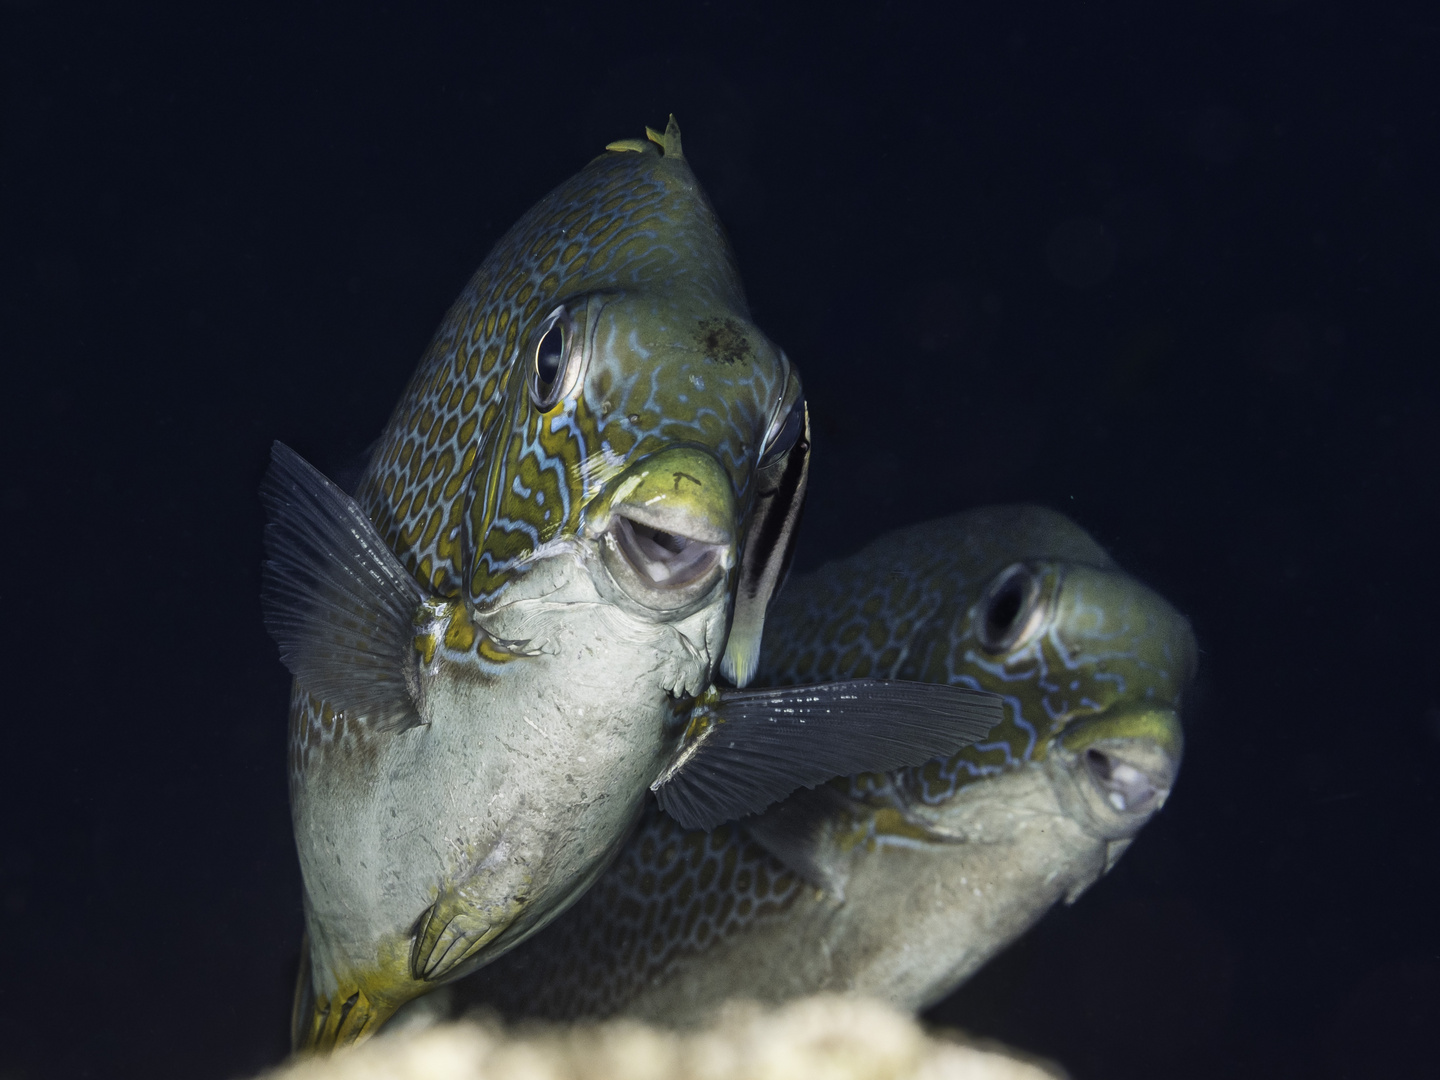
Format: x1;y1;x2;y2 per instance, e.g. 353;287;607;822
261;996;1065;1080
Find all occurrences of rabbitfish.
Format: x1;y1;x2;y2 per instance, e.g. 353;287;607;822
453;505;1196;1023
261;119;1001;1049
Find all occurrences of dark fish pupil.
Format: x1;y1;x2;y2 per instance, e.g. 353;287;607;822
986;578;1024;638
536;324;565;388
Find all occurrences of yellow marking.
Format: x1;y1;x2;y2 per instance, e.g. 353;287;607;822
421;506;443;548
1060;707;1184;760
606;137;650;153
869;806;936;843
457;414;477;448
478;636;523;665
610;472;645;506
300;933;420;1052
442;610;476;652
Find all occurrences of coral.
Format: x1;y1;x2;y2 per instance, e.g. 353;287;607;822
260;996;1064;1080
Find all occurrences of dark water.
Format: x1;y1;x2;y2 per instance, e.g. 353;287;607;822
2;3;1436;1077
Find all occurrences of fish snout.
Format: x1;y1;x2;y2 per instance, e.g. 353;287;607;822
593;446;737;615
1047;707;1183;840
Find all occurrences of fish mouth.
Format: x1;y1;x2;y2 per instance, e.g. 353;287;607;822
595;446;737;615
1048;707;1183;839
610;511;728;589
1079;740;1175;816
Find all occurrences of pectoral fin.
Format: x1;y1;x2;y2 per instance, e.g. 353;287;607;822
260;441;425;733
742;785;856;899
652;679;1003;830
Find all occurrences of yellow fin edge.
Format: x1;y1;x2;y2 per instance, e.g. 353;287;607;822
607;115;683;159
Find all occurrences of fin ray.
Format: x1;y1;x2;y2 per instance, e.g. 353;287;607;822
743;785;854;898
260;441;425;732
653;679;1003;830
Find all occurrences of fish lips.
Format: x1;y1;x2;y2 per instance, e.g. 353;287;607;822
586;445;739;622
1046;707;1183;841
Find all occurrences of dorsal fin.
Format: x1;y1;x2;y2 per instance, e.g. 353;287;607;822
646;114;684;159
604;138;653;154
607;115;684;159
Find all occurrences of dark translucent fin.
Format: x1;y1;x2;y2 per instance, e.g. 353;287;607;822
743;785;855;899
330;436;381;496
652;679;1003;830
290;932;316;1053
721;400;810;687
260;441;425;733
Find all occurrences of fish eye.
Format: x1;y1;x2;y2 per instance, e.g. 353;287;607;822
531;307;570;409
975;563;1044;652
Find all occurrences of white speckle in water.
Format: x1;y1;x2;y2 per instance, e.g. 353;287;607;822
1108;791;1127;811
690;374;705;390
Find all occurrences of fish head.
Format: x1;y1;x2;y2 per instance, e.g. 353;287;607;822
771;512;1197;1010
466;285;803;627
884;541;1195;854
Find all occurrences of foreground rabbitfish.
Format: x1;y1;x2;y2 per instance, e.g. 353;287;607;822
447;505;1196;1023
261;119;1002;1050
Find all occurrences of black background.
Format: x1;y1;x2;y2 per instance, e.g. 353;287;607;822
2;2;1437;1078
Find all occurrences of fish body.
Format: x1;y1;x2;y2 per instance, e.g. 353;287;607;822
453;505;1195;1023
264;121;1001;1049
273;119;800;1047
